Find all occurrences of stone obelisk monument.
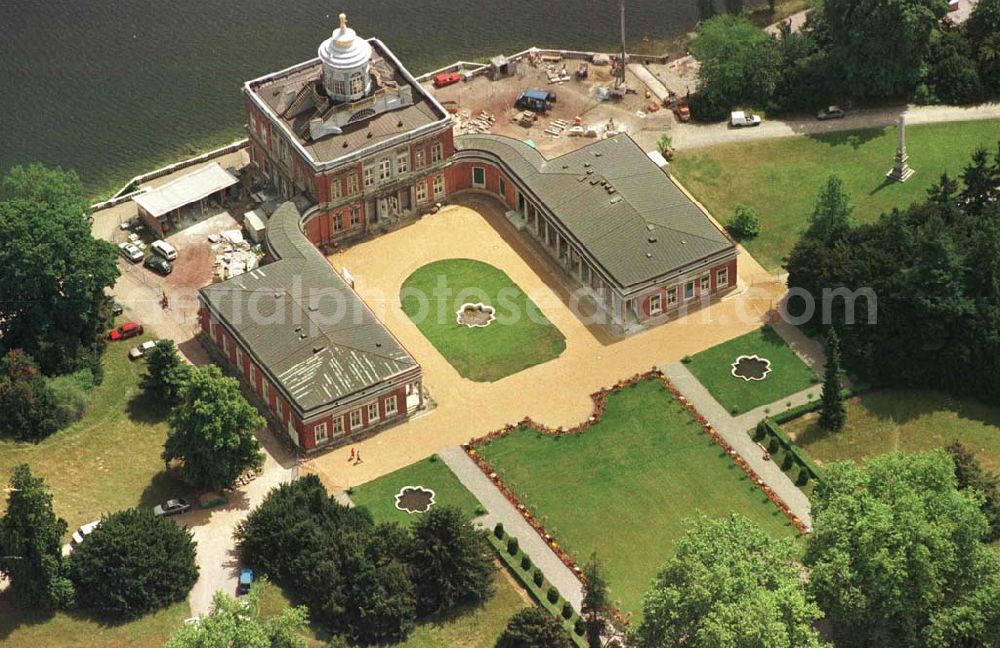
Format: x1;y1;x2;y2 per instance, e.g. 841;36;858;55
886;114;914;182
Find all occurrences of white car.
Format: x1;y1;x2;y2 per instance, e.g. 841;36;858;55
128;340;157;360
67;520;100;554
118;242;144;263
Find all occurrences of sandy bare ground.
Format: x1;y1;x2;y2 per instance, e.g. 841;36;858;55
303;196;784;491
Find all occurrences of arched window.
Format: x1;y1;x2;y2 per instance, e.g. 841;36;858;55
349;71;364;95
332;79;346;96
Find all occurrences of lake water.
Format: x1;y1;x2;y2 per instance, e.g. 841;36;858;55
1;0;711;194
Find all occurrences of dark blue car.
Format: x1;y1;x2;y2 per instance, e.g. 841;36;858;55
237;568;253;596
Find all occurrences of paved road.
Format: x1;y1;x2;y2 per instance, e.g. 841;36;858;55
666;102;1000;151
439;447;585;611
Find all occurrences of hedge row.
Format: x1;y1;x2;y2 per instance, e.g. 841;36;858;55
487;528;587;647
753;418;823;486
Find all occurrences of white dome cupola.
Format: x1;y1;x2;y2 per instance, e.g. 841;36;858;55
318;13;373;103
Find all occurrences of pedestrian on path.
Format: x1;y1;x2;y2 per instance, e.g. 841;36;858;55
355;450;363;465
349;447;355;462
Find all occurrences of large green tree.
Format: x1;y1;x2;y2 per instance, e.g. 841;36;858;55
632;514;827;648
968;0;1000;92
580;554;611;648
163;365;264;490
806;175;853;243
0;164;119;376
496;607;573;648
143;339;191;406
821;0;946;98
0;464;75;609
0;350;62;441
818;328;846;431
805;450;1000;648
690;15;781;119
165;582;309;648
69;508;198;619
947;441;1000;542
405;506;495;615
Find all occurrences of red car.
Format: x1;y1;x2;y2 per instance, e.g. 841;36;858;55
109;322;143;341
433;72;460;88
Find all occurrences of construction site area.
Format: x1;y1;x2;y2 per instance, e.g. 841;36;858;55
420;49;699;158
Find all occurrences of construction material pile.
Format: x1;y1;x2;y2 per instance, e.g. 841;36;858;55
211;229;263;281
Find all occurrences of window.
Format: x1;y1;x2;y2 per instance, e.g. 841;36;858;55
236;347;244;372
367;402;380;423
314;422;328;444
396;150;409;174
347;173;359;195
332;416;344;436
349;71;364;95
416;182;428;203
250;111;258;134
350;409;363;430
331;177;342;200
378;157;391;181
363;165;375;188
684;281;696;300
333;212;343;232
700;275;710;293
433;175;445;198
499;176;506;197
385;395;398;416
222;334;229;356
431;142;443;163
209;318;217;341
667;287;677;305
262;380;269;403
649;294;662;315
472;167;486;187
332;79;346;96
717;267;729;288
275;398;283;422
249;365;256;389
350;206;361;226
415;148;426;169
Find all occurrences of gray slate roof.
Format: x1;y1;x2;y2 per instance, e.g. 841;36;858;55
454;134;734;289
200;202;417;416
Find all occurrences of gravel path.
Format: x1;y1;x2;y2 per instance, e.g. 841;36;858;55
438;446;585;610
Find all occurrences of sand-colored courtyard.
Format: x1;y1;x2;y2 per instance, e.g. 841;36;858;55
303;195;784;491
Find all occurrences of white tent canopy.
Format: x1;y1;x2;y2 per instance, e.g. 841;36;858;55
133;163;238;219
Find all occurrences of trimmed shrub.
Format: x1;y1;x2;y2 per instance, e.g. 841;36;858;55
726;205;761;240
781;452;795;471
753;421;769;441
562;602;573;619
574;618;586;636
533;569;544;587
494;522;505;539
681;355;693;364
507;537;519;556
767;436;781;454
520;555;532;571
546;586;560;604
796;467;811;486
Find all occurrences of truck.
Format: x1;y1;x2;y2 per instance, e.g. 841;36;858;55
515;89;554;113
730;110;761;128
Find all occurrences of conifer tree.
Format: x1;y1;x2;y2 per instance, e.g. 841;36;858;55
819;328;846;431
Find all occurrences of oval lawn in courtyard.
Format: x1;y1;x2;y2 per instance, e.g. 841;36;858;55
400;258;566;382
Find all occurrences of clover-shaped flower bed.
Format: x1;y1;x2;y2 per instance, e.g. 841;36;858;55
394;486;436;514
730;355;772;381
456;303;496;328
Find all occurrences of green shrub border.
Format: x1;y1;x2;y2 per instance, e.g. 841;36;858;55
487;531;587;647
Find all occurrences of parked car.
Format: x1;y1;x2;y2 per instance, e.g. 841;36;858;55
118;242;144;263
119;218;139;231
111;302;124;317
153;498;191;517
673;103;691;123
129;340;157;360
433;72;460;88
150;240;177;261
109;322;143;341
816;105;846;120
144;254;172;275
237;568;254;596
730;110;762;127
69;520;100;553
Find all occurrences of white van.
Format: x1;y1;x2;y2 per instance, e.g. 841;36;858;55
150;240;177;261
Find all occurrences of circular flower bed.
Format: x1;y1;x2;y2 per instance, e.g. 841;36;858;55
394;486;436;514
456;302;496;328
731;355;772;381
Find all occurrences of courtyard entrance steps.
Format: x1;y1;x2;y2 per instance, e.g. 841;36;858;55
438;446;585;610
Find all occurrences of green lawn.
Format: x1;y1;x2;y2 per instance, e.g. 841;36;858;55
685;326;818;415
785;389;1000;472
672;119;1000;270
349;455;485;527
476;379;798;616
0;331;186;536
258;569;530;648
400;259;566;382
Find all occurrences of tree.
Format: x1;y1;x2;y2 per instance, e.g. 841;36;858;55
806;175;853;242
725;204;761;240
656;135;674;160
143;339;191;406
496;607;573;648
0;464;75;609
818;328;846;431
924;31;984;105
405;506;495;615
69;508;197;619
581;553;611;648
165;581;309;648
805;451;1000;648
0;164;119;376
163;365;265;490
690;15;781;117
926;172;960;204
947;441;1000;542
633;514;827;648
0;350;62;441
821;0;946;99
960;146;1000;214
